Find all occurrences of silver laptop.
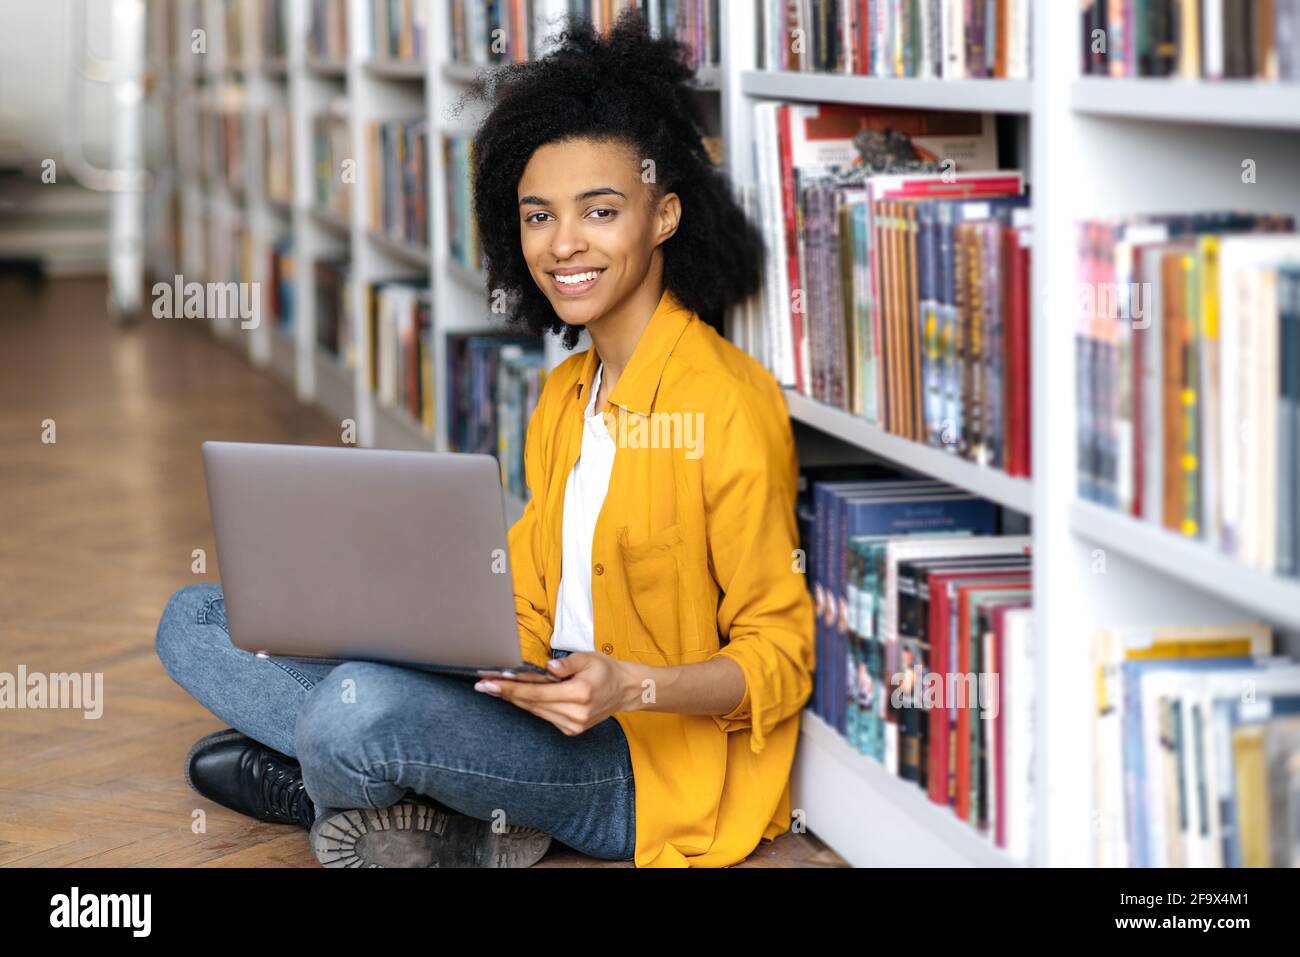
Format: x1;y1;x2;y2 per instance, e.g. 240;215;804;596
201;440;550;679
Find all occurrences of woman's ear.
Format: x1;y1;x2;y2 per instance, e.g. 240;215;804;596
655;191;682;246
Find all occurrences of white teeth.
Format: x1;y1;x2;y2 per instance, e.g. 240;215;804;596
554;270;600;285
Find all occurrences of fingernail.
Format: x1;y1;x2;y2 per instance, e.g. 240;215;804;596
547;659;562;670
474;681;500;695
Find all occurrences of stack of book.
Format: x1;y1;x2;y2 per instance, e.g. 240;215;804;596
760;0;1032;78
314;258;353;363
363;280;434;431
268;236;295;334
799;467;1034;856
262;106;293;207
1092;620;1300;866
443;132;480;273
259;0;288;63
448;0;720;70
446;333;545;465
1081;0;1300;79
365;117;430;250
312;98;351;220
748;102;1033;476
223;0;245;68
198;84;247;196
309;0;349;62
1076;213;1300;576
496;345;548;501
370;0;428;61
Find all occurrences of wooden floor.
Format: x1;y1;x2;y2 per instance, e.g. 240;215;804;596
0;277;844;868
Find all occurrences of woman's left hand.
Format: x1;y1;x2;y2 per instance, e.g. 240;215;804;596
474;653;639;735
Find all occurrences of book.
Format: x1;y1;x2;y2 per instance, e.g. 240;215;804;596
761;0;1031;78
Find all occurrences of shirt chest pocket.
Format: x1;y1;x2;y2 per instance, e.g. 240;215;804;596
615;522;704;660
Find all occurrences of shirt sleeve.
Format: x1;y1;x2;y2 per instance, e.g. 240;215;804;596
508;384;554;670
703;378;815;754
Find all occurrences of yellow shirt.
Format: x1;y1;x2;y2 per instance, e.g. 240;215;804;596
508;287;816;867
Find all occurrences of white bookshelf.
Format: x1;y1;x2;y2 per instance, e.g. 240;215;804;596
740;70;1034;113
783;389;1033;513
1071;77;1300;130
154;0;1300;870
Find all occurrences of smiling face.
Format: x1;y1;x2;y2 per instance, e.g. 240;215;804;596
517;136;679;331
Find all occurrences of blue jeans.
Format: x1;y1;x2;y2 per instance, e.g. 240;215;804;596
154;583;636;861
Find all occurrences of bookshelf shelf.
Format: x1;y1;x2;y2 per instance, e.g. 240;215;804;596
362;58;426;81
441;62;484;84
1071;78;1300;130
365;228;431;268
783;390;1033;514
305;57;347;78
791;710;1019;868
740;70;1034;114
445;258;488;295
308;204;350;235
1070;502;1300;633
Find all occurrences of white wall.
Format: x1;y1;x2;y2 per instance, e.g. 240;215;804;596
0;0;112;170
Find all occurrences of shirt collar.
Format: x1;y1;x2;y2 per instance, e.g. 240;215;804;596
573;287;694;417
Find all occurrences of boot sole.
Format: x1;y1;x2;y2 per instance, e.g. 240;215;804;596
310;801;552;868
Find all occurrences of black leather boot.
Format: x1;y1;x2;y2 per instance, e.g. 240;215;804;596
184;728;316;829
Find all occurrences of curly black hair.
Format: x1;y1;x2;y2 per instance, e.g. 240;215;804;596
456;8;764;351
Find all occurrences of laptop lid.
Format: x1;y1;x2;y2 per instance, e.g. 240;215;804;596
201;441;526;675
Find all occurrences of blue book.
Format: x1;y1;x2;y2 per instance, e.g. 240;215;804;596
824;484;997;735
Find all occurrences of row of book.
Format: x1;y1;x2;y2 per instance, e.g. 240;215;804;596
314;257;353;363
268;236;296;334
260;0;288;62
448;0;720;70
371;0;429;62
799;468;1033;856
745;102;1032;476
310;0;349;62
496;345;548;501
1093;620;1300;867
443;132;482;273
365;117;431;250
263;107;293;207
1081;0;1300;79
760;0;1032;79
446;334;547;498
312;99;351;221
196;84;246;196
364;280;434;431
222;0;245;67
1076;213;1300;577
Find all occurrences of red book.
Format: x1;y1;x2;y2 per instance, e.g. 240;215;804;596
1002;224;1031;476
925;568;1031;807
954;579;1031;823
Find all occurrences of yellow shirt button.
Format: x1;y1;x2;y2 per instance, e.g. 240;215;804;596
593;563;604;575
601;642;614;655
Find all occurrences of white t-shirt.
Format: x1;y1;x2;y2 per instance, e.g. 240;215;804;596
550;360;617;653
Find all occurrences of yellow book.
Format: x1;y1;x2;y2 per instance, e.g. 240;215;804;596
1234;724;1269;867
